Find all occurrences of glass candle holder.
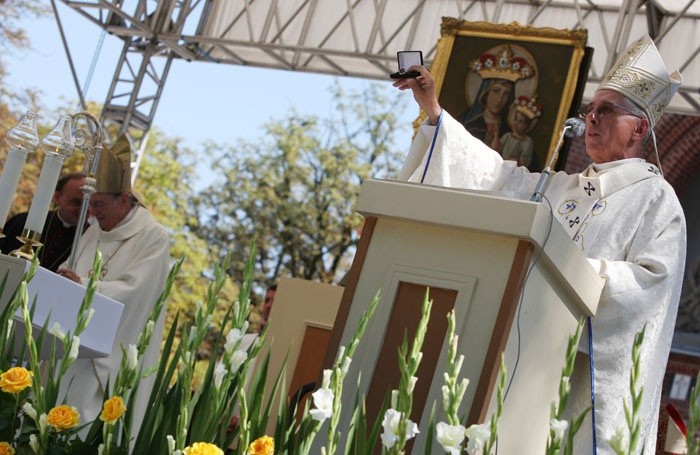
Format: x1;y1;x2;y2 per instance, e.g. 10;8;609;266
0;111;40;233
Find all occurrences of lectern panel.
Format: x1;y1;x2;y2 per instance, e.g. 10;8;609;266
365;282;457;437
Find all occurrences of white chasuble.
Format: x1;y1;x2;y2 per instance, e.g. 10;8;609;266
60;205;171;432
399;111;687;454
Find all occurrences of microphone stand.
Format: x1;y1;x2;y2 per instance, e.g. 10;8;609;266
530;124;572;202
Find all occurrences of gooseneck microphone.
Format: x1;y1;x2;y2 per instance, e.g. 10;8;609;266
530;118;585;202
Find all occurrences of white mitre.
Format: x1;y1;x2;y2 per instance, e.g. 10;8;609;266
598;35;682;127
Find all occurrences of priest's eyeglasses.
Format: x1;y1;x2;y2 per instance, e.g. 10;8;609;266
578;102;643;119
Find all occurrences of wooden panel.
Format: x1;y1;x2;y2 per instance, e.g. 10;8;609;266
467;240;533;425
321;216;377;376
365;282;457;452
288;324;332;420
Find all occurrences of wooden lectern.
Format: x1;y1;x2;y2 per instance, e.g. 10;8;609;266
322;179;604;454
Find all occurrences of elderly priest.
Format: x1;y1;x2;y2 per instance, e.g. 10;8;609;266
393;35;685;453
58;135;171;430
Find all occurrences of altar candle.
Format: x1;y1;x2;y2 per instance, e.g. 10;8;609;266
25;153;65;233
24;114;74;235
0;111;39;229
0;149;30;227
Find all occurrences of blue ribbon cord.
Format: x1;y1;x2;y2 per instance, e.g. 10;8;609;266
588;316;597;454
420;109;444;184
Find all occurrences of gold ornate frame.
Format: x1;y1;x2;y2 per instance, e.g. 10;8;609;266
429;19;588;170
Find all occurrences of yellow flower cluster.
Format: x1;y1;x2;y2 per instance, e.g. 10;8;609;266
248;435;274;455
0;441;15;455
100;396;126;424
46;405;80;431
182;442;224;455
0;367;32;394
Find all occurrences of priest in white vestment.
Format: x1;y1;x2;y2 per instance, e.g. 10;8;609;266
393;35;686;454
57;135;171;436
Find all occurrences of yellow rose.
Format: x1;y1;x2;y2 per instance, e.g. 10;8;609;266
0;441;15;455
0;367;32;394
46;405;80;431
100;396;126;424
247;435;274;455
182;442;224;455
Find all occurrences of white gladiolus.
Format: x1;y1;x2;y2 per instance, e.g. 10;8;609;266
29;434;40;454
309;387;334;422
167;435;176;454
321;369;332;389
49;322;66;340
127;344;139;370
225;323;248;354
550;418;569;442
68;336;80;361
608;426;629;453
436;422;467;455
38;413;47;433
561;375;571;394
84;308;95;326
214;361;227;389
465;423;490;453
407;376;418;394
22;402;37;420
341;356;352;375
230;349;248;373
380;408;419;449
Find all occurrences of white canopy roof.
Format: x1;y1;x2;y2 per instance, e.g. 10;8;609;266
62;0;699;153
190;0;699;115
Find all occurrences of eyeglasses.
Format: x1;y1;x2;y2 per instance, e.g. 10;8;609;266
89;194;120;209
578;102;643;119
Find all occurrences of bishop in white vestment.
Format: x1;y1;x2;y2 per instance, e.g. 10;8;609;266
393;35;686;454
58;135;171;435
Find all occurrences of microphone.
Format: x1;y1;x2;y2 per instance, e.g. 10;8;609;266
530;118;585;202
564;117;585;138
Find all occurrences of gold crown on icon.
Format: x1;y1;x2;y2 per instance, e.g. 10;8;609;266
469;45;535;82
514;95;542;120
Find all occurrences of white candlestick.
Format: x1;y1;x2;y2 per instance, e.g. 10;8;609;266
0;148;29;228
25;153;65;233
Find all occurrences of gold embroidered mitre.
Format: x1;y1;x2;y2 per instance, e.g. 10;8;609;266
96;134;132;193
598;35;682;127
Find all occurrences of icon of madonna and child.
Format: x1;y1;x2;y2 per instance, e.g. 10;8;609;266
458;44;543;171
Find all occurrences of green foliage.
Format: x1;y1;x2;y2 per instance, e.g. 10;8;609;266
546;319;590;455
610;324;647;455
194;81;408;287
133;131;239;360
0;0;48;103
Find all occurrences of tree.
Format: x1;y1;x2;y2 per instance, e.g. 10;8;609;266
133;130;240;353
0;0;48;105
194;81;410;288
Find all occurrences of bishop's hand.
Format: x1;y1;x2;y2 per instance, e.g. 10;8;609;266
392;65;442;125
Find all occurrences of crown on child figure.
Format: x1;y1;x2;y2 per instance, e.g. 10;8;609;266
514;95;542;120
469;45;535;82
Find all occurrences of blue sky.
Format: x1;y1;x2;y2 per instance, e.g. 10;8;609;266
4;3;415;168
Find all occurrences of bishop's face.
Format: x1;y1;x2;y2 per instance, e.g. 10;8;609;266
582;89;648;163
89;192;131;232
